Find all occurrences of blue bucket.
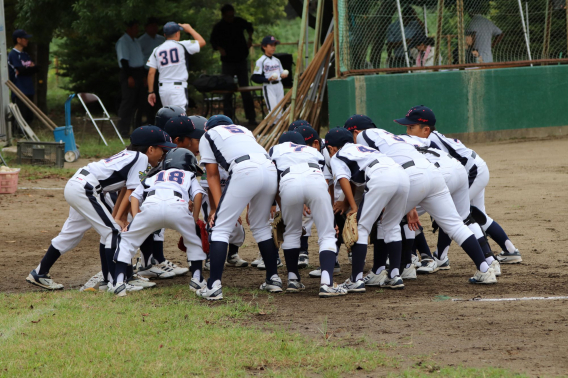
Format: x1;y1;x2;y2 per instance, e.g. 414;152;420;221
53;126;78;154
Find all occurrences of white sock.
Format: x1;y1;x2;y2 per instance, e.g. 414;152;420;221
213;279;221;288
355;272;363;281
479;262;489;273
439;246;449;260
35;263;41;273
485;256;495;265
505;240;516;253
192;270;201;281
116;273;125;284
390;268;399;278
374;266;386;275
288;272;298;280
270;274;280;281
321;271;331;286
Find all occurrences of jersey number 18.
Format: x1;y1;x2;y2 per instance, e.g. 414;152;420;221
156;170;185;184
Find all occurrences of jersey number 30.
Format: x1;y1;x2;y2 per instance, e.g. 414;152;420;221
159;48;180;66
156;170;185;184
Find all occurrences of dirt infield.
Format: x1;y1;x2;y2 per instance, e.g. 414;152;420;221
2;136;568;376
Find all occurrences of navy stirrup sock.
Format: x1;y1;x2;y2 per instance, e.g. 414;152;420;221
258;239;279;279
38;244;61;275
350;243;367;282
98;244;109;281
152;240;165;263
385;241;402;277
319;250;336;286
436;229;452;258
460;235;486;270
207;241;228;289
283;248;301;279
140;235;154;266
300;236;309;252
228;243;239;259
485;221;511;252
415;231;432;258
372;239;387;273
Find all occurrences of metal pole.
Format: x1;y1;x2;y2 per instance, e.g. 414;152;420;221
0;0;10;143
518;0;533;64
435;0;445;65
395;0;411;68
526;2;530;45
456;0;465;65
333;0;340;76
289;0;309;124
305;6;310;70
314;0;324;56
542;0;551;59
423;5;428;35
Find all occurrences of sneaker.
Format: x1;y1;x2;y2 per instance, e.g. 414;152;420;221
308;262;341;278
298;252;309;269
137;265;176;279
189;277;207;292
469;269;497;284
340;278;366;293
226;254;249;267
411;254;421;268
286;279;305;292
497;249;522;264
401;265;417;280
109;282;144;296
251;253;263;267
490;260;501;277
348;251;352;264
127;274;156;288
381;275;405;289
363;270;387;286
435;256;451;270
257;257;283;270
26;270;64;290
98;280;110;292
417;259;438;274
259;275;283;293
319;283;348;298
163;260;189;276
204;257;210;271
196;281;223;300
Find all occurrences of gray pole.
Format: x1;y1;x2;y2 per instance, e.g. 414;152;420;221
395;0;411;68
423;5;428;35
305;7;310;70
0;0;10;142
526;2;530;44
518;0;533;65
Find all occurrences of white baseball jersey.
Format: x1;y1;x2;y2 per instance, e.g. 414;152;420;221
356;128;429;166
199;165;230;190
131;168;205;204
427;131;480;170
269;142;325;174
147;40;200;83
199;125;269;171
82;150;150;193
330;143;397;186
253;55;284;81
398;134;459;167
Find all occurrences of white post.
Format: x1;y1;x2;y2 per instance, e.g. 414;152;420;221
517;0;533;65
526;2;530;44
0;0;10;142
395;0;411;68
423;5;428;35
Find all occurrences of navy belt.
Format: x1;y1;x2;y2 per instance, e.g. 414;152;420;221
268;80;280;85
281;163;320;177
147;190;182;198
233;154;271;164
368;160;379;168
160;82;183;86
471;151;477;159
434;162;440;168
401;160;415;169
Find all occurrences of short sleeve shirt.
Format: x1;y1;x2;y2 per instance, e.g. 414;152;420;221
116;33;145;68
137;33;166;68
253;55;284;81
84;150;150;193
147;40;200;83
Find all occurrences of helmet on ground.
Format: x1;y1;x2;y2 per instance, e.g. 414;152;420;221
163;148;203;175
155;106;186;129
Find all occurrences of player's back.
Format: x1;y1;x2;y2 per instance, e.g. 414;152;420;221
357;128;428;165
85;150;149;193
269;142;324;174
428;131;479;168
332;143;396;185
398;134;461;168
148;40;199;82
141;168;201;203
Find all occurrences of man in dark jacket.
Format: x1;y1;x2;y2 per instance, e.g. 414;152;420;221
210;4;257;126
8;29;38;124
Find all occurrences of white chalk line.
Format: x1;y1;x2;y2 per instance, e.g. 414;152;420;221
18;187;64;190
453;296;568;302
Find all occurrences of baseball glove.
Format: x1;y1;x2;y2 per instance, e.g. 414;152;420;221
178;219;210;254
342;213;359;251
271;211;285;249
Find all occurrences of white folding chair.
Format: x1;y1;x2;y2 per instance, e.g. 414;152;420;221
77;93;124;146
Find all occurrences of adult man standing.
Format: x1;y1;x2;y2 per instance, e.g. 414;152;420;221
466;12;503;63
210;4;257;127
8;29;38;125
147;22;205;109
138;17;166;121
116;21;146;136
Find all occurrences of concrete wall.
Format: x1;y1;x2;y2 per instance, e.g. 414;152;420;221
327;65;568;138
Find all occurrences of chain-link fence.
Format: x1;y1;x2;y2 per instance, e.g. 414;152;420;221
337;0;568;72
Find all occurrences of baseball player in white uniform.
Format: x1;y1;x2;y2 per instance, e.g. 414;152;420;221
397;105;522;264
251;36;289;122
113;148;206;296
147;22;205;109
344;115;497;285
270;131;345;297
196;115;280;300
26;126;174;291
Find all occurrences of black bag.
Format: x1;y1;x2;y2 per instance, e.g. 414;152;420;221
274;53;293;87
192;74;236;93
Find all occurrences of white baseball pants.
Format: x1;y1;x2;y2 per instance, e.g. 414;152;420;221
279;164;336;252
202;195;245;246
468;160;494;230
159;82;187;108
263;82;284;122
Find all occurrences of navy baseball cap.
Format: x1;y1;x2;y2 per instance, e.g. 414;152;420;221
130;126;177;149
164;116;205;140
394;105;436;127
13;29;32;40
288;119;311;131
164;22;183;35
278;131;305;145
296;126;319;145
261;35;280;46
324;128;353;148
344;114;376;133
205;115;233;130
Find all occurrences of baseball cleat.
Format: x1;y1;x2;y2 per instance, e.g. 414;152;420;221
381;276;404;289
319;283;348;298
434;256;451;270
109;282;144;297
401;264;417;280
204;257;210;271
286;279;306;292
256;257;284;270
259;275;283;293
136;265;176;279
226;254;249;267
26;270;64;290
127;274;156;288
497;249;522;264
189;277;207;292
308;262;341;278
363;270;387;286
417;258;438;274
490;260;501;276
469;268;497;284
298;252;309;269
251;253;263;267
98;280;110;292
340;278;366;293
163;260;189;276
411;254;421;268
196;281;223;300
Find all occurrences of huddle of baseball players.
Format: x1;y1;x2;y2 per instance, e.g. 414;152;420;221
26;102;522;299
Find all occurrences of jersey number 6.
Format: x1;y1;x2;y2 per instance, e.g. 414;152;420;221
159;48;180;66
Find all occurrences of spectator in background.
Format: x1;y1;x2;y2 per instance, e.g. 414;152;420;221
410;36;440;68
116;20;145;136
8;29;38;125
466;12;503;63
386;6;425;68
138;17;166;121
210;4;257;127
453;31;484;64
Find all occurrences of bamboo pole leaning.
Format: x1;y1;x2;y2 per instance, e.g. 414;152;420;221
6;81;56;131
